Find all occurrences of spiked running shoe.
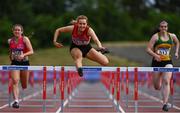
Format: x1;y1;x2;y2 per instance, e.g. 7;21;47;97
78;68;83;77
12;101;19;108
162;104;169;112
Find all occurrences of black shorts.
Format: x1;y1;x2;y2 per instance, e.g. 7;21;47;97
70;43;92;57
151;59;173;67
11;60;30;66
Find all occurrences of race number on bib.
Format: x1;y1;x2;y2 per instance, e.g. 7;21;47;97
157;48;170;56
11;50;23;61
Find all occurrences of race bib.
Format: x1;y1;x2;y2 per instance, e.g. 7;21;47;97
156;48;170;60
72;38;89;45
11;50;23;61
157;48;170;56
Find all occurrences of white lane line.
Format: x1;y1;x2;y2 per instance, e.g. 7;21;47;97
108;93;125;113
55;99;68;113
0;87;53;109
56;87;78;113
104;86;125;113
139;90;180;110
128;84;180;111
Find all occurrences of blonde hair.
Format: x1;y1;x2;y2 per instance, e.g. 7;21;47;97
70;15;88;25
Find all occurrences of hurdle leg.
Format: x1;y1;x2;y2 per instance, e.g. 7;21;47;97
53;67;57;106
42;67;47;112
116;102;121;113
21;89;24;101
170;95;173;108
170;74;174;108
8;71;12;107
135;101;138;113
134;68;138;113
8;92;12;107
43;100;46;112
60;67;65;112
60;100;64;112
126;68;129;108
126;95;128;108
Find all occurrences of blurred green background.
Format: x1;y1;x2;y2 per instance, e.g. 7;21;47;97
0;0;179;66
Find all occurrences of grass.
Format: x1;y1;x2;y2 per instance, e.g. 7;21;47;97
0;46;141;66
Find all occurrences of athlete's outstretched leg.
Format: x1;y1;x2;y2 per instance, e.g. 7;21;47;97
86;48;109;66
70;48;83;77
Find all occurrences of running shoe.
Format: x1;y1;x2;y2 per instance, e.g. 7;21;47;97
12;101;19;108
96;48;110;54
78;68;83;77
162;104;169;112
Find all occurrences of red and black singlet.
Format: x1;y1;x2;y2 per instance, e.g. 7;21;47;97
71;24;91;45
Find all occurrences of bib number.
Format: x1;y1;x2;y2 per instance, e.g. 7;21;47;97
11;50;23;61
157;48;170;56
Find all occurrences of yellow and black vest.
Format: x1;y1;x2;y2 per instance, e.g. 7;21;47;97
154;32;173;61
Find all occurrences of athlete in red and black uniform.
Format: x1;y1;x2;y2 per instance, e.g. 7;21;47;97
70;23;92;58
9;36;29;65
8;24;33;108
53;15;109;77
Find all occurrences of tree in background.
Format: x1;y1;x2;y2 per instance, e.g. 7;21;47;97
0;0;179;53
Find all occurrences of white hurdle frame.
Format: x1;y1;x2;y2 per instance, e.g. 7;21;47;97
0;66;179;113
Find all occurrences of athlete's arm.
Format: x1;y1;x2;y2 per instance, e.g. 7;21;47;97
88;28;103;49
20;36;34;59
53;25;74;48
24;36;34;55
146;34;161;61
171;33;179;59
7;39;12;61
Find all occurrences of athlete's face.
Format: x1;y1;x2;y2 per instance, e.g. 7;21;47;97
13;26;23;37
77;19;87;32
159;23;168;33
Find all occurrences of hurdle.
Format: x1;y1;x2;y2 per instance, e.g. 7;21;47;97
0;71;10;105
100;67;180;113
1;66;179;113
101;67;127;112
0;66;60;112
127;67;178;112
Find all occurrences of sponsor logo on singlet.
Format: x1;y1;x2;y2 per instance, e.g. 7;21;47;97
72;37;90;45
155;44;172;61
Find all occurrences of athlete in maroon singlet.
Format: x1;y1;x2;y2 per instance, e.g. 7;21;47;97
8;24;33;108
53;15;109;77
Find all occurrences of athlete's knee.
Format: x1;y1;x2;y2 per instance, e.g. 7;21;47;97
75;58;82;63
12;79;19;85
163;79;170;86
154;84;161;90
21;83;28;89
101;58;109;66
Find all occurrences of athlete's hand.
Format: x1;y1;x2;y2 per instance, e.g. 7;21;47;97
53;41;63;48
175;52;179;59
96;47;110;54
18;54;25;60
154;54;161;62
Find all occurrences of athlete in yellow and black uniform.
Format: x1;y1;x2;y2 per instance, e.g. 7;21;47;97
147;21;179;112
152;32;173;67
